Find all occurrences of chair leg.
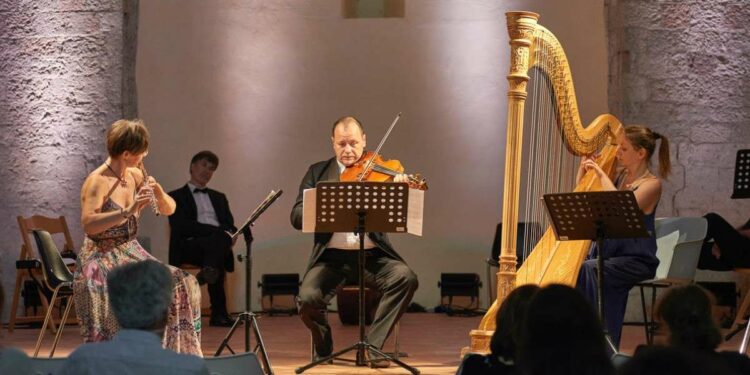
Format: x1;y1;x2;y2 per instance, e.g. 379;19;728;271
33;287;61;358
49;293;73;358
8;271;24;333
639;285;649;344
38;287;58;334
393;321;405;359
650;285;658;343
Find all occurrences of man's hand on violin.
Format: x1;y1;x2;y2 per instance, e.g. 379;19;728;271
393;174;409;183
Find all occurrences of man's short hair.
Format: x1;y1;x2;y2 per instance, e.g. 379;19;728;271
107;260;174;330
331;116;365;136
190;150;219;168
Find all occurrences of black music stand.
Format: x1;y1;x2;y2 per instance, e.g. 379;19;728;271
295;181;421;375
543;191;649;353
731;149;750;199
730;150;750;353
215;190;283;375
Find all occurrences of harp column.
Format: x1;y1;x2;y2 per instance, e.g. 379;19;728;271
467;11;539;354
496;11;538;309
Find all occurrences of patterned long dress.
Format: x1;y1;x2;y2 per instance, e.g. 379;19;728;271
73;198;203;356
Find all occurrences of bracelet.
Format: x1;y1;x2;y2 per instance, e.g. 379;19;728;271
120;207;130;219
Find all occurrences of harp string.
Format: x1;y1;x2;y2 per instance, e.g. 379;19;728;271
520;28;582;282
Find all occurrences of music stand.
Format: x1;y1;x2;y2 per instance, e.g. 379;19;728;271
543;191;649;353
215;190;283;375
730;150;750;353
294;181;422;375
731;150;750;199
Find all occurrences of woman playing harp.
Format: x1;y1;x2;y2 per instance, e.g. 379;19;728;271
576;126;671;347
469;11;660;352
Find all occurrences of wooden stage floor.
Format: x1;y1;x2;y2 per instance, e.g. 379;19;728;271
2;313;746;374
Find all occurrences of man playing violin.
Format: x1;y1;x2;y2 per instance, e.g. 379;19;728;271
290;116;419;368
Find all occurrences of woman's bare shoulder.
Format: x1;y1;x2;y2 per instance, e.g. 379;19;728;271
83;167;107;188
81;168;108;200
128;167;144;184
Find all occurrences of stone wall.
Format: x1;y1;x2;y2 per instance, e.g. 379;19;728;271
607;0;750;321
607;0;750;223
0;0;135;322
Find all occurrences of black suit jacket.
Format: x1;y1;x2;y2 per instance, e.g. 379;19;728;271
168;184;237;271
290;158;404;274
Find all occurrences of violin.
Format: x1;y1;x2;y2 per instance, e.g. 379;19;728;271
341;150;428;190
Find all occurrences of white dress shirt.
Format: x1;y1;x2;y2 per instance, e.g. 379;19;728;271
326;160;377;250
188;182;220;227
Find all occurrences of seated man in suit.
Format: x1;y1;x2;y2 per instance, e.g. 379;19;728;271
61;260;208;374
168;151;237;327
290;116;419;368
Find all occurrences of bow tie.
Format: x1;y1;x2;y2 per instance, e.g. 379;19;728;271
193;188;208;194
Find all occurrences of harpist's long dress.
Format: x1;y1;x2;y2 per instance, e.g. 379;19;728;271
576;208;659;349
73;198;203;356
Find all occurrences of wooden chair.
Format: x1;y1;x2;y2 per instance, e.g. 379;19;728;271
178;263;214;316
8;215;76;333
168;223;213;316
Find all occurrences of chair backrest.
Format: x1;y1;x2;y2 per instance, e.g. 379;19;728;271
28;356;67;375
652;217;708;282
204;352;264;375
31;230;74;291
490;221;542;265
17;215;75;261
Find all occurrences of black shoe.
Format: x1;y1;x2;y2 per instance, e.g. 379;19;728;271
366;350;391;368
312;326;333;358
312;354;333;365
209;314;234;327
197;266;220;285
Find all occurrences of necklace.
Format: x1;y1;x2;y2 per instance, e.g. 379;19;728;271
105;163;127;187
622;169;652;190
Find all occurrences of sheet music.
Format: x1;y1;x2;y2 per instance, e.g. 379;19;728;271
230;189;283;241
303;185;423;236
407;188;424;236
302;188;317;233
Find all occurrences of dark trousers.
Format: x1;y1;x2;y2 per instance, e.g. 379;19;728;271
698;213;750;271
182;231;233;317
298;248;418;352
576;255;656;348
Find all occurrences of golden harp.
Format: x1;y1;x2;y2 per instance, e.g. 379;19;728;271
468;11;624;352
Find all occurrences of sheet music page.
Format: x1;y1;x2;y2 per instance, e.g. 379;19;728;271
407;188;424;236
302;188;317;233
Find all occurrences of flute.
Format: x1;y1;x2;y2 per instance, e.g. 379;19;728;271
138;162;161;216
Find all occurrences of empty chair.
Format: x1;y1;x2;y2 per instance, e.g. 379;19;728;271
31;230;75;358
28;357;67;375
204;352;264;375
636;217;708;344
9;215;76;333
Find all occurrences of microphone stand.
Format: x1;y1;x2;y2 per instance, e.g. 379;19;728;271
214;190;283;375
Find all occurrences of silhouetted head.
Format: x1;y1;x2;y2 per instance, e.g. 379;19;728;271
490;284;540;360
107;260;174;332
653;284;721;351
517;284;613;375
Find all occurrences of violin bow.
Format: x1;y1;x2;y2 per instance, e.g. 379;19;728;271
358;112;402;182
